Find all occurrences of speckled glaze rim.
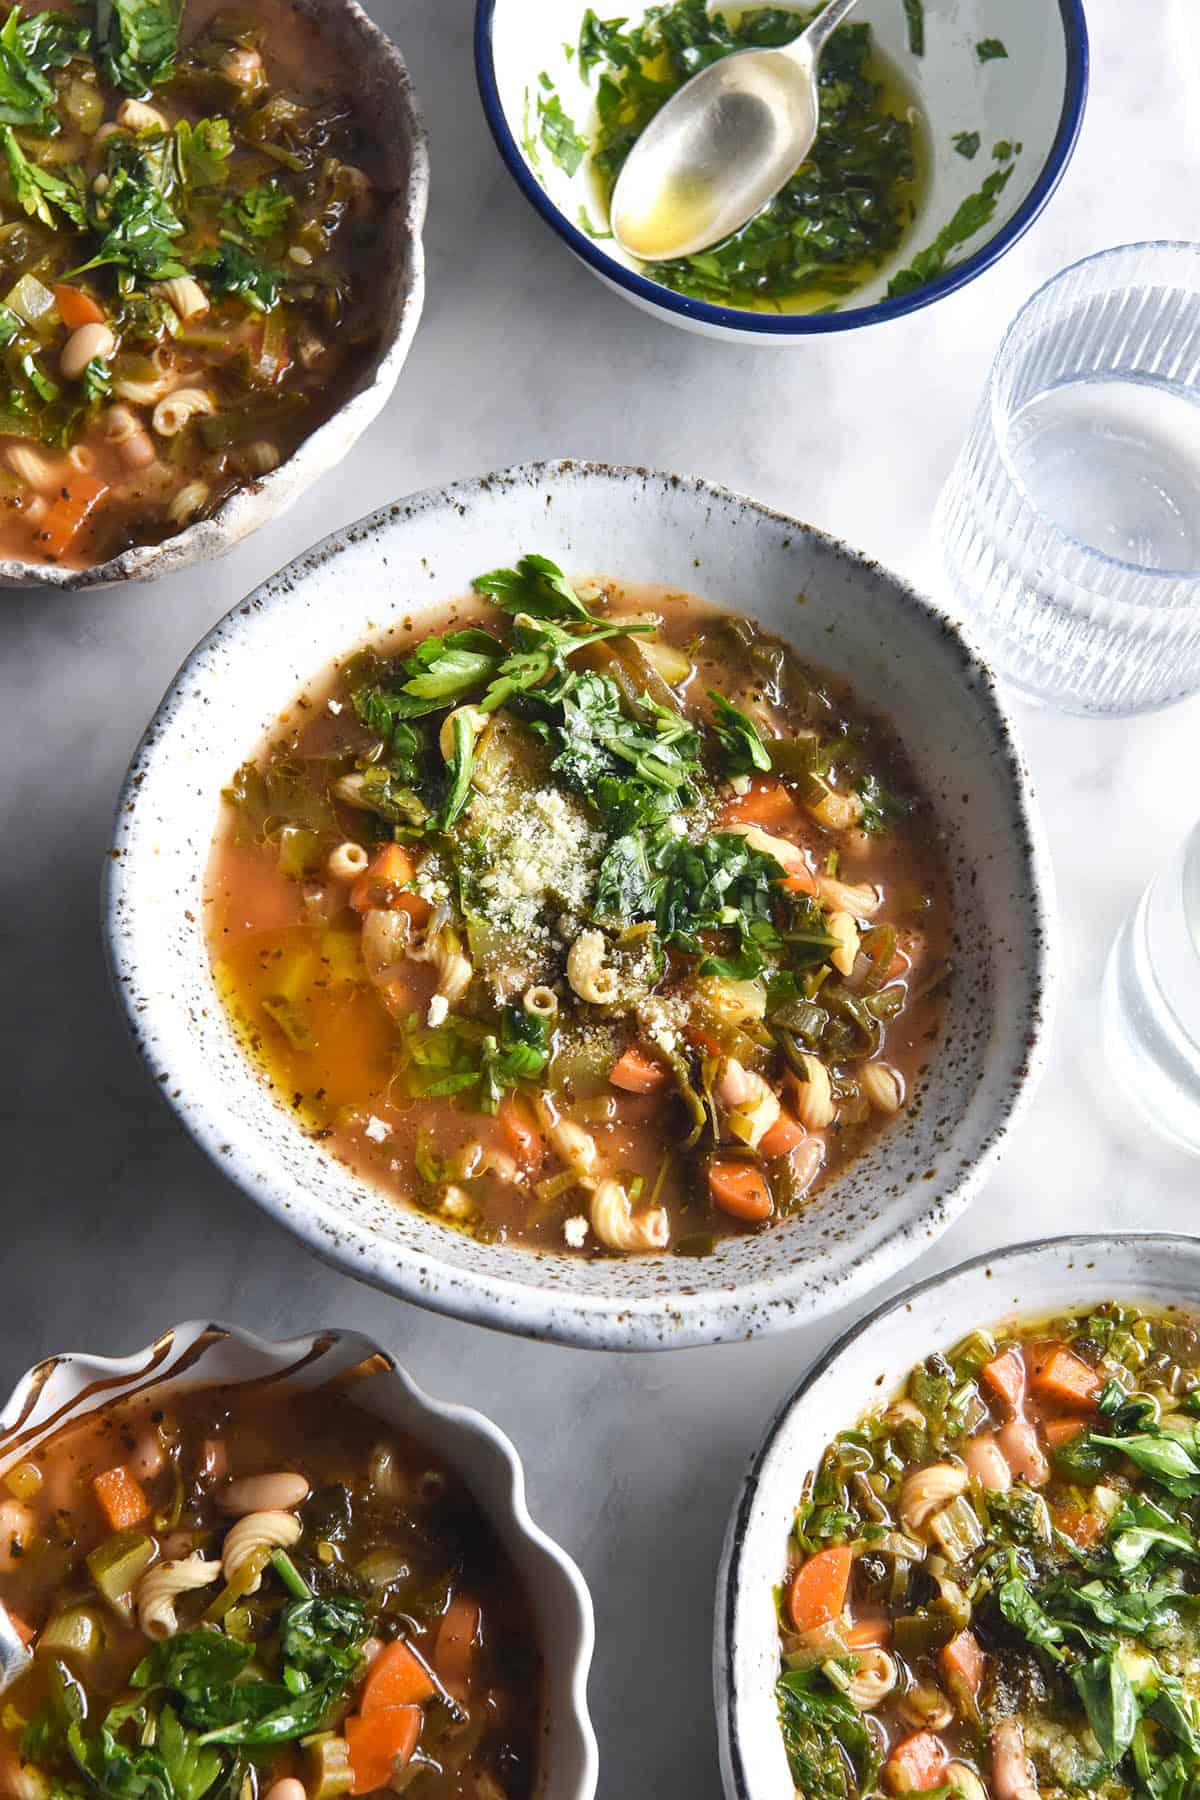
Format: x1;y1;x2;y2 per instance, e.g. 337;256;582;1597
104;458;1055;1351
713;1233;1200;1800
0;0;429;591
0;1318;599;1800
474;0;1089;338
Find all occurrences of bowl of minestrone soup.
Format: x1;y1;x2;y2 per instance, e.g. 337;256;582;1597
0;0;427;585
105;460;1052;1348
0;1319;598;1800
715;1234;1200;1800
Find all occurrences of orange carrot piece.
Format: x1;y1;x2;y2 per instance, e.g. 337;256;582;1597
845;1616;891;1649
360;1639;436;1711
54;284;105;327
787;1545;852;1635
782;865;817;896
1054;1503;1105;1548
350;843;427;919
759;1110;807;1159
1030;1345;1102;1410
708;1160;773;1223
345;1706;421;1792
722;779;802;834
610;1044;669;1094
940;1629;984;1697
35;475;108;560
93;1465;149;1531
1044;1417;1085;1448
497;1093;543;1169
981;1348;1026;1410
885;1731;948;1793
434;1594;480;1695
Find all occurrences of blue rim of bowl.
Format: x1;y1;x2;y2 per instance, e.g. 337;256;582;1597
474;0;1090;337
715;1231;1199;1800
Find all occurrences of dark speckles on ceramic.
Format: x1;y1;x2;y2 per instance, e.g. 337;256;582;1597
0;0;428;591
103;461;1055;1350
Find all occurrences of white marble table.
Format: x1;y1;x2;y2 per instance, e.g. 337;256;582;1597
2;2;1197;1795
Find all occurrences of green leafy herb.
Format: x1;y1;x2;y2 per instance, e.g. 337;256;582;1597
474;554;595;625
1072;1655;1140;1765
198;240;283;311
901;0;924;55
2;125;86;227
225;177;293;238
975;37;1008;60
479;1006;550;1113
858;771;909;836
439;705;477;830
71;158;186;278
952;130;980;159
997;1569;1066;1659
365;629;503;722
95;0;181;95
886;163;1014;298
777;1668;879;1800
81;354;112;403
709;690;772;775
538;90;586;175
0;8;85;130
174;117;232;189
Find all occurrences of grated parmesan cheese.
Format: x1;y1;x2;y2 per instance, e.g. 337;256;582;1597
563;1215;589;1248
364;1115;390;1143
327;698;343;716
427;994;449;1027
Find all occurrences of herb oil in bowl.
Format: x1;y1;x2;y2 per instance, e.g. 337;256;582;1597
585;3;929;314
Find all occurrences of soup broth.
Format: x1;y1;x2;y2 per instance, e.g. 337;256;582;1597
0;0;391;566
0;1380;541;1800
204;557;951;1258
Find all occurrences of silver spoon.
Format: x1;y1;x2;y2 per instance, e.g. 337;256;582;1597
610;0;864;263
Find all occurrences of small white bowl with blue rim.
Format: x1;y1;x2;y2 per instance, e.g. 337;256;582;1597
475;0;1089;343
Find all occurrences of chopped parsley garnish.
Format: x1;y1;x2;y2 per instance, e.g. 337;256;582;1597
709;690;772;776
198;239;284;311
81;354;113;403
70;154;186;278
901;0;924;56
952;130;981;159
225;177;293;238
0;7;88;131
174;116;233;189
2;125;86;228
975;36;1008;60
537;89;586;175
95;0;181;95
886;162;1015;299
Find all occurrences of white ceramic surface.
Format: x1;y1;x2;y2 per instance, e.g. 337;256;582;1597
477;0;1087;342
105;459;1052;1352
0;1318;598;1800
714;1233;1200;1800
0;0;429;590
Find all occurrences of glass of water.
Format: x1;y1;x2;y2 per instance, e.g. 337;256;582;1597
1102;818;1200;1155
937;241;1200;716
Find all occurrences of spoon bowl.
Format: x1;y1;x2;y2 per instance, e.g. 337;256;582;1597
611;46;820;261
610;0;861;263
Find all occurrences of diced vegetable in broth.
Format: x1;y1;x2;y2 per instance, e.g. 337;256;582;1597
203;558;951;1257
776;1301;1200;1800
0;0;390;566
0;1381;541;1800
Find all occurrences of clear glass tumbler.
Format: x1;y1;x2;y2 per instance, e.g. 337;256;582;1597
1102;818;1200;1156
937;242;1200;716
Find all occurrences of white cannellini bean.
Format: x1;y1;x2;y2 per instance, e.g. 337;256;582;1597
991;1719;1038;1800
218;1472;311;1517
998;1416;1050;1488
116;97;167;132
261;1780;306;1800
6;444;58;494
964;1432;1012;1493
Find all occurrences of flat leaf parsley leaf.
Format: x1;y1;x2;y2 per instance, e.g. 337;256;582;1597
95;0;181;95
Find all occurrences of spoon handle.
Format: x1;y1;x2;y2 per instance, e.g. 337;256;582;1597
797;0;863;58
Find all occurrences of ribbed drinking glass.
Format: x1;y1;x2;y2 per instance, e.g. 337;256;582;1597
937;242;1200;715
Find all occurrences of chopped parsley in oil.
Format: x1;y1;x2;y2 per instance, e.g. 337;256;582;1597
581;0;921;312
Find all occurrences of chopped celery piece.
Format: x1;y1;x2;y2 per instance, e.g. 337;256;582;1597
305;1734;353;1800
270;1548;311;1600
87;1531;155;1612
278;826;322;880
261;995;314;1050
926;1493;984;1562
641;638;692;686
204;1547;271;1621
37;1605;105;1660
5;273;55;325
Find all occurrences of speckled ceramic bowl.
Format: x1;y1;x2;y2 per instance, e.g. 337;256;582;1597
714;1234;1200;1800
1;0;428;591
477;0;1088;343
104;460;1054;1350
0;1318;598;1799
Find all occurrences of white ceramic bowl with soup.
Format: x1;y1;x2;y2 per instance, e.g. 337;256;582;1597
0;1318;599;1800
713;1234;1200;1800
476;0;1087;343
0;0;428;589
104;459;1053;1350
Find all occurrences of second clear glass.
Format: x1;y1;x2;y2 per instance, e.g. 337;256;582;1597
937;241;1200;717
